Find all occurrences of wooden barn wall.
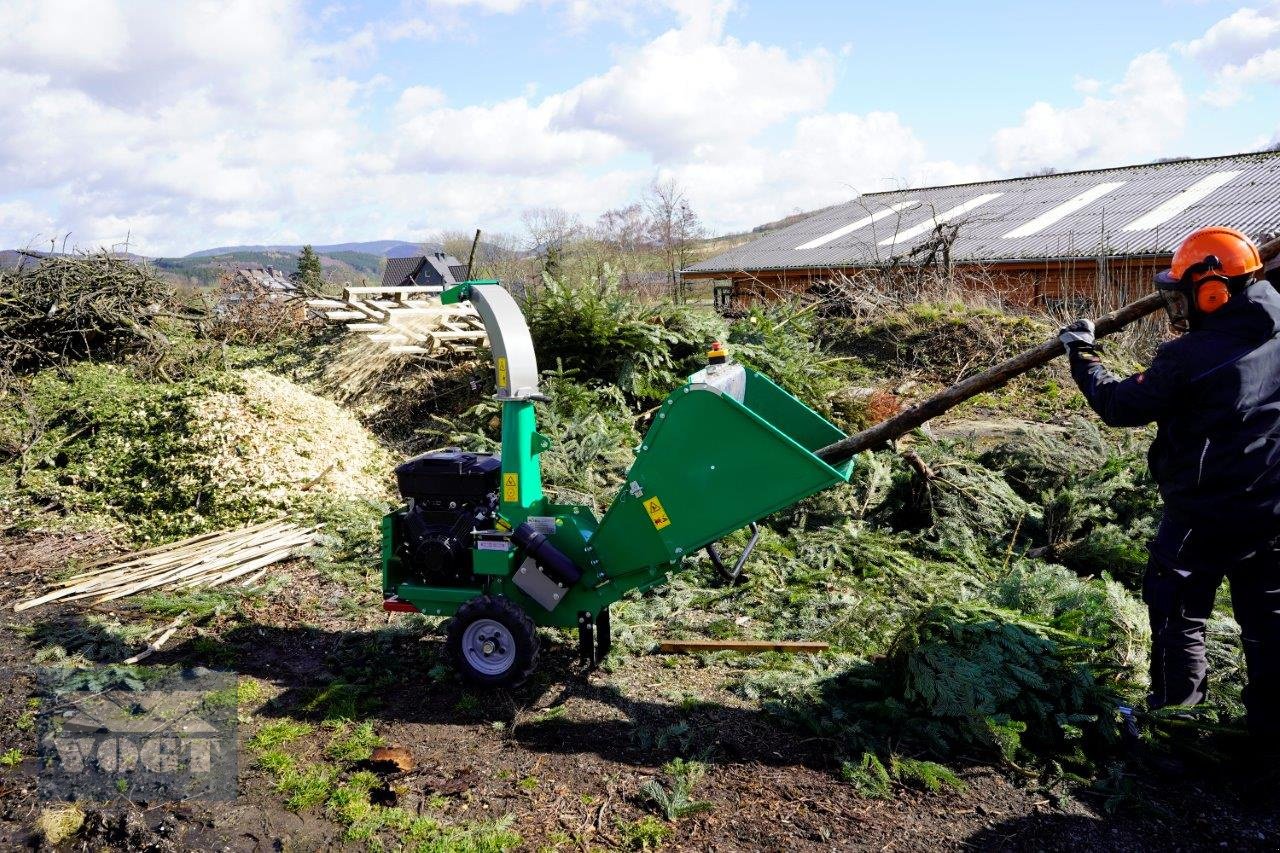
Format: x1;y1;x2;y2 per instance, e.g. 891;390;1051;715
689;256;1174;313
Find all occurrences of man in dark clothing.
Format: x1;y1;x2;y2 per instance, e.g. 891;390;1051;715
1059;226;1280;741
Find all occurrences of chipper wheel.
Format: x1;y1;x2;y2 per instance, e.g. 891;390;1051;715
446;595;540;688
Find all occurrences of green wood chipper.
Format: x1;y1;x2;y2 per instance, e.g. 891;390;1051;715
380;279;1166;686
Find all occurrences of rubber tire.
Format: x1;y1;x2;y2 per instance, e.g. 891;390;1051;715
446;595;540;688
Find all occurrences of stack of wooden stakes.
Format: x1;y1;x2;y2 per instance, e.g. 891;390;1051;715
14;520;316;612
307;284;487;356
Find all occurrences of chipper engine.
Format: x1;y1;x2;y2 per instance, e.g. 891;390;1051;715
380;280;855;686
381;279;1170;686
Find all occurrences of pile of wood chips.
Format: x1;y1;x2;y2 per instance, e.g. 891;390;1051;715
14;520;316;612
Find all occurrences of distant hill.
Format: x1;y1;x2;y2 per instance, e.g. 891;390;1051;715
153;249;386;287
186;240;423;259
0;249;151;269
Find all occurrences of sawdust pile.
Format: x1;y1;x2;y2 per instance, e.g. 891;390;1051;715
192;368;393;507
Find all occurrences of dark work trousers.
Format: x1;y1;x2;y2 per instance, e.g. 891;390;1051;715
1144;539;1280;737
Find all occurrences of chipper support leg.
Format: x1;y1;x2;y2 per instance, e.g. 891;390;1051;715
577;608;612;668
596;607;611;662
577;611;594;666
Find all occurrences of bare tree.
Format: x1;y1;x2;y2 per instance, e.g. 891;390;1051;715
473;231;533;287
427;230;477;264
595;202;650;287
521;207;582;278
645;176;704;302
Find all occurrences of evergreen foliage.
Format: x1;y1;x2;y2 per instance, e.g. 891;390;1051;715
294;245;323;287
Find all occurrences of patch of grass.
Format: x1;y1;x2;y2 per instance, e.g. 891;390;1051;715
277;764;337;811
407;814;522;853
325;720;384;762
201;676;268;718
518;775;538;791
247;719;313;751
615;815;671;850
254;748;296;777
327;770;412;841
303;680;368;721
0;748;23;768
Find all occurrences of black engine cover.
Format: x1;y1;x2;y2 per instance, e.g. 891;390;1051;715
396;449;501;501
395;449;500;586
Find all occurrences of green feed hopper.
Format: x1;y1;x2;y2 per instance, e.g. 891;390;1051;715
589;363;854;578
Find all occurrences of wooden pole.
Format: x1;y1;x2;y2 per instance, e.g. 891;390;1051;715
814;292;1167;465
466;228;482;279
658;639;829;654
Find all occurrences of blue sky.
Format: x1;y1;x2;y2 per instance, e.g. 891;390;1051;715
1;0;1277;255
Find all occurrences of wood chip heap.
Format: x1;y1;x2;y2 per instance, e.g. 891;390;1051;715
14;521;316;611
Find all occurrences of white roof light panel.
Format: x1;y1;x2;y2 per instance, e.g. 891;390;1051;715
878;193;1004;247
1001;182;1127;239
1121;171;1243;232
794;201;919;250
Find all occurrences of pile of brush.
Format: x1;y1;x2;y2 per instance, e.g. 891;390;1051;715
0;252;175;376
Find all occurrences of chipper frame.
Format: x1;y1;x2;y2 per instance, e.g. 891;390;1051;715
381;279;1170;687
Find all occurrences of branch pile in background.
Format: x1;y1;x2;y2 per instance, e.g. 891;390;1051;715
14;521;316;611
0;252;174;377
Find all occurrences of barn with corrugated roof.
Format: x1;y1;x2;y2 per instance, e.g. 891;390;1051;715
683;151;1280;311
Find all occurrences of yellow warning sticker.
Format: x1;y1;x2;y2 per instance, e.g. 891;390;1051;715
643;496;671;530
496;356;509;389
502;472;519;503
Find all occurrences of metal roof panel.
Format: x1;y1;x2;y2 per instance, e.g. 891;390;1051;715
684;151;1280;274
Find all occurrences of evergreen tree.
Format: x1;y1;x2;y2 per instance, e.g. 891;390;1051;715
294;245;322;287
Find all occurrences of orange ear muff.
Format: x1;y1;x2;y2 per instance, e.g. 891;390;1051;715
1196;280;1231;313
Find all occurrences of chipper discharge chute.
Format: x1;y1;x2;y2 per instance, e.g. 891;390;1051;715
380;280;1169;686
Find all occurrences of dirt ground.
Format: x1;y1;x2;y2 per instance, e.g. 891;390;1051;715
0;533;1276;852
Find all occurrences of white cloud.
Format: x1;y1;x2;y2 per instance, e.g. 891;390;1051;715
1181;5;1280;65
429;0;529;12
393;93;624;174
990;51;1188;174
556;16;834;159
0;200;58;247
670;112;985;233
396;85;449;112
0;0;378;254
1180;4;1280;106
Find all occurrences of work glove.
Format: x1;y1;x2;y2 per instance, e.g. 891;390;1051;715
1058;318;1096;357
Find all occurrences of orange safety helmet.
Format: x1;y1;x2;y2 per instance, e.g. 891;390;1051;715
1155;227;1263;327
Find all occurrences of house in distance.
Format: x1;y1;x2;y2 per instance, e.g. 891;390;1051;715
683;151;1280;312
381;252;471;290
